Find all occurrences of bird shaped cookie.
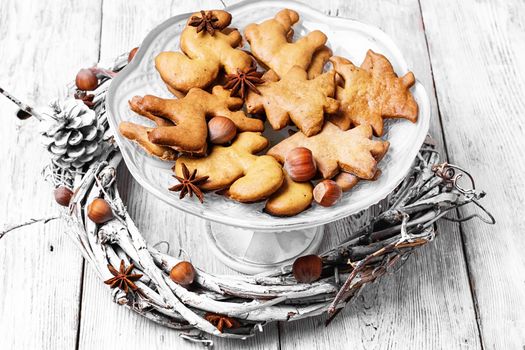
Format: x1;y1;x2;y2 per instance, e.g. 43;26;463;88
127;86;263;156
156;10;253;94
244;9;327;78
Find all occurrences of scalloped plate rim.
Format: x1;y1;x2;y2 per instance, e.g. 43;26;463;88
106;0;431;232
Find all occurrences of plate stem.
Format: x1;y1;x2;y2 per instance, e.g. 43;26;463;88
205;222;325;274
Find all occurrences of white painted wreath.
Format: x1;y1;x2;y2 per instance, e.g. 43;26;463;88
0;52;494;346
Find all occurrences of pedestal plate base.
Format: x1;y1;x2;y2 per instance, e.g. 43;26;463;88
205;222;325;274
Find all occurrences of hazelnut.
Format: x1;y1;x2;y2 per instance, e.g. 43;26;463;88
208;116;237;145
128;47;139;62
75;68;99;91
170;261;195;286
292;255;323;283
284;147;317;182
87;198;114;224
54;186;73;207
334;172;359;192
313;180;342;207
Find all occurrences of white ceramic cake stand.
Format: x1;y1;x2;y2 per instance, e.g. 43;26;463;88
106;0;431;273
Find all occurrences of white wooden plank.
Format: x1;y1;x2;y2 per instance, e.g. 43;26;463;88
0;1;102;349
228;0;481;348
76;1;278;349
420;1;525;349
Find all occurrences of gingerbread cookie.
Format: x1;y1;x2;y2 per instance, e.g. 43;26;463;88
268;122;389;180
156;10;253;93
330;50;418;136
307;46;332;79
174;132;284;203
119;122;178;161
334;169;382;192
128;86;264;155
244;9;327;78
264;172;313;216
119;108;177;160
246;66;339;136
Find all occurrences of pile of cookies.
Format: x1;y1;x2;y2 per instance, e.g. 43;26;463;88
119;9;419;217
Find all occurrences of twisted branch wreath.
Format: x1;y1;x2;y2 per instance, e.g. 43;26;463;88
0;52;495;346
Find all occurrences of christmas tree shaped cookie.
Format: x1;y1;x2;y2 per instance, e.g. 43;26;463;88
246;66;339;136
268;122;389;180
330;50;418;136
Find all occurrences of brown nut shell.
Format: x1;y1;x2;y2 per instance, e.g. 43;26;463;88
208;116;237;145
170;261;195;286
75;68;99;91
284;147;317;182
54;186;73;207
313;180;342;207
292;255;323;283
128;47;139;62
87;198;114;224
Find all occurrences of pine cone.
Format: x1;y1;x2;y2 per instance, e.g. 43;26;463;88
40;98;105;169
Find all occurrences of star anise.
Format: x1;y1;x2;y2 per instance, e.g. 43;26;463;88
104;260;143;295
224;67;264;100
204;313;239;333
169;163;209;203
188;10;220;36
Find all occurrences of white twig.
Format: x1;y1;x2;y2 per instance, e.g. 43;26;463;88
0;86;45;121
0;215;61;240
13;53;493;341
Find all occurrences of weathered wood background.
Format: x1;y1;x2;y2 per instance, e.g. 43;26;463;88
0;0;523;349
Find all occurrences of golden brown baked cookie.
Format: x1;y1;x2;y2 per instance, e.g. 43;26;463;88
307;46;332;79
268;122;390;180
244;9;327;78
334;169;383;192
334;172;360;192
128;86;264;156
119;122;178;161
119;105;177;160
264;172;313;216
156;10;253;93
246;66;339;136
330;50;418;136
174;132;284;203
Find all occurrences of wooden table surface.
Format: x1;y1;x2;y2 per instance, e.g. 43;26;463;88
0;0;523;349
